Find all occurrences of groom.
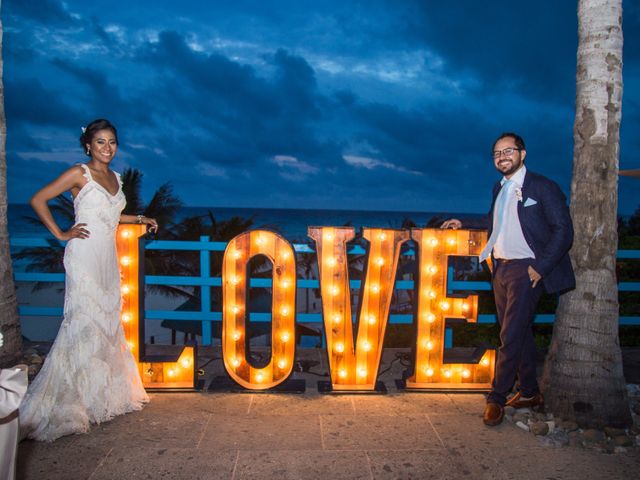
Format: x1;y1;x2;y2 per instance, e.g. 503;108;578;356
442;132;575;426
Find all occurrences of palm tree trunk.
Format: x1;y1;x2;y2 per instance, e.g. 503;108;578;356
541;0;631;428
0;5;23;367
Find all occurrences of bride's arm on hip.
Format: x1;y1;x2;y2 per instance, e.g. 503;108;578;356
30;165;90;241
119;214;159;233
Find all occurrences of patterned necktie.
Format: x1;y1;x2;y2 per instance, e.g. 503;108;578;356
479;179;514;263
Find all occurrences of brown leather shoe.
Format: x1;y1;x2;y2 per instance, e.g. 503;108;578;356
483;403;504;426
506;392;544;411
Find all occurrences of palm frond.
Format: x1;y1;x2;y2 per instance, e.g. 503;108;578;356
121;168;145;214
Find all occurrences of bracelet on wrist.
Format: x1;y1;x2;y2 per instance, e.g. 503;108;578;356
137;215;143;224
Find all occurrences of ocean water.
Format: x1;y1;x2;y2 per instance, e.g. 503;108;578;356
8;203;480;240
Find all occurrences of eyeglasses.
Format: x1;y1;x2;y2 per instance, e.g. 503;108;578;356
492;147;521;158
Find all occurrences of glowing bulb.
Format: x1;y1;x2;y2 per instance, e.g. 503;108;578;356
277;359;287;369
357;368;367;378
168;368;176;378
462;369;471;378
331;286;340;296
481;358;490;367
231;305;240;314
121;313;132;323
362;341;371;352
120;256;131;266
335;342;345;353
233;250;242;259
280;331;291;342
367;315;376;325
281;250;291;260
338;369;347;378
375;257;384;267
325;232;334;241
429;237;438;247
256;372;264;382
332;313;342;324
447;238;456;246
282;279;291;289
121;285;131;295
443;369;452;378
126;340;134;350
462;303;470;312
370;284;380;294
440;301;450;311
428;265;437;275
232;331;242;341
424;340;434;350
425;367;434;377
231;358;241;368
425;313;436;323
120;230;131;238
230;275;240;285
378;232;387;241
327;257;337;267
426;290;436;299
280;306;290;316
181;358;191;368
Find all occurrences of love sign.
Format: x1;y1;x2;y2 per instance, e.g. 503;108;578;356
116;225;495;392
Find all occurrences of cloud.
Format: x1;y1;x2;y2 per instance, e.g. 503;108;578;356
196;162;228;178
271;155;319;181
343;154;422;176
4;0;77;25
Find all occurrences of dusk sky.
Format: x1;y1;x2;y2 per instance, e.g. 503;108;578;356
4;1;640;214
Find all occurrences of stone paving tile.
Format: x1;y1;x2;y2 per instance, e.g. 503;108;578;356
17;436;111;480
235;450;371;480
367;448;466;480
427;412;533;450
83;402;210;449
249;393;355;415
445;393;487;416
491;444;640;480
198;414;323;451
152;392;253;415
352;393;457;416
89;447;237;480
321;414;442;450
448;442;640;480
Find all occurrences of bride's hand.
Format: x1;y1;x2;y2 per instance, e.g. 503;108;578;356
141;216;159;233
58;223;90;241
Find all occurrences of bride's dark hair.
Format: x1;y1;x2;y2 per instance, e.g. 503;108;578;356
79;119;119;156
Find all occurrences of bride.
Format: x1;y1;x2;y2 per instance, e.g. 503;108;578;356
20;119;156;442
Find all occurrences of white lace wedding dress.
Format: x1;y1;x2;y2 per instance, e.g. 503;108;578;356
20;164;149;442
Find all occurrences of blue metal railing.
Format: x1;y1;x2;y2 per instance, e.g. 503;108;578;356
11;236;640;346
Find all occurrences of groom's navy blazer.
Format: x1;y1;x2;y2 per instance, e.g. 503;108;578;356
464;169;576;294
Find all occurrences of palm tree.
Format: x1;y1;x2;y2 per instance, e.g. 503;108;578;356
541;0;632;428
0;8;22;367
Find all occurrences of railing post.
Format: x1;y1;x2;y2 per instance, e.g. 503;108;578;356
200;236;212;346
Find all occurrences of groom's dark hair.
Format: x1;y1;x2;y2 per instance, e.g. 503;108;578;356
492;132;525;152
